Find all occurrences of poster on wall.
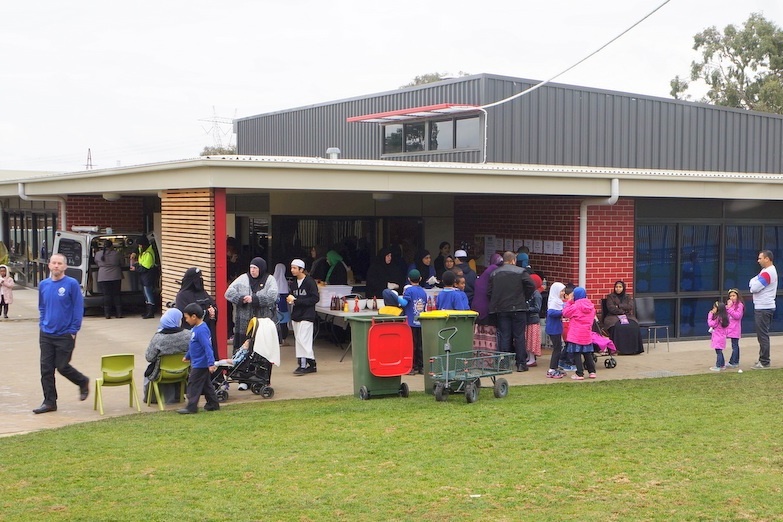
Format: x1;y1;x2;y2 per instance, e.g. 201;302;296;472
554;241;563;255
533;240;543;254
544;241;554;254
514;239;524;252
504;238;513;251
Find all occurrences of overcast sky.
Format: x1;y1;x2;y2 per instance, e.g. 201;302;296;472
1;0;781;172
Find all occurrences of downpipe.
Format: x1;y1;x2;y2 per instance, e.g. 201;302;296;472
579;178;619;288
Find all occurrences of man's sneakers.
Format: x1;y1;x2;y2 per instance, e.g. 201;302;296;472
751;361;771;369
176;408;197;414
33;403;57;414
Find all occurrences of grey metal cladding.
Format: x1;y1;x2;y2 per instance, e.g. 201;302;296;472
237;73;783;174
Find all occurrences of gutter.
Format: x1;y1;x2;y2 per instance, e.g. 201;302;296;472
579;178;619;288
18;183;67;230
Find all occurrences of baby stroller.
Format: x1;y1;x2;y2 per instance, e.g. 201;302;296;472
591;318;618;369
212;317;275;401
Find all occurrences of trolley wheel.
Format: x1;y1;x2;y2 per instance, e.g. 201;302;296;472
465;382;479;403
359;385;370;400
250;383;264;395
474;378;481;390
216;389;229;402
605;358;617;369
434;383;448;402
493;378;509;399
261;386;275;399
398;382;409;398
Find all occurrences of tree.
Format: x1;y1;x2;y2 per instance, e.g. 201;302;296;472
401;71;471;88
200;145;236;156
671;13;783;114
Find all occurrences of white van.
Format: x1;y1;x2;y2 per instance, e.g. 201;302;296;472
52;226;160;311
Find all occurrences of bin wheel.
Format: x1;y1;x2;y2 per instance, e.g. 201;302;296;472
216;389;229;402
434;383;448;402
605;358;617;369
493;378;509;399
359;385;370;400
398;382;409;398
250;383;264;395
261;386;275;399
465;383;479;403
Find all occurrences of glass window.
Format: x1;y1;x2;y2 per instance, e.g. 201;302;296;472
679;297;715;337
679;225;719;292
764;226;783;288
455;117;480;149
724;225;762;291
635;225;677;293
383;125;403;154
404;123;425;152
429;120;453;150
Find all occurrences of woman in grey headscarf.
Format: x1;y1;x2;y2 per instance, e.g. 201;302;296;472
143;308;190;404
224;257;278;350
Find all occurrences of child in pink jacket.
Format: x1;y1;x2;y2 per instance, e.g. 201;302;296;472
562;287;597;380
707;301;729;371
0;265;13;319
725;288;745;369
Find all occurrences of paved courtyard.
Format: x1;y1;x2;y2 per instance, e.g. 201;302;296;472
1;287;775;437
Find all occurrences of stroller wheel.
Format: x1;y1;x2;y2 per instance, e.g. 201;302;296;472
605;358;617;369
216;389;229;402
261;386;275;399
250;383;264;395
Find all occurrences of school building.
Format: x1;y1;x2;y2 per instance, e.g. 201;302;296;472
2;73;783;349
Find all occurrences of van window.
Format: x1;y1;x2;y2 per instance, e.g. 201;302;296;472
57;238;84;267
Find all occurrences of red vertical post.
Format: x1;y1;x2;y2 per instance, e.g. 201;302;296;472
214;188;228;359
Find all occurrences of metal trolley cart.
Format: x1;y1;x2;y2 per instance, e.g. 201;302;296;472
428;327;514;403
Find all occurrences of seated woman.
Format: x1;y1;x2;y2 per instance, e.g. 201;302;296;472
143;308;191;403
603;281;644;355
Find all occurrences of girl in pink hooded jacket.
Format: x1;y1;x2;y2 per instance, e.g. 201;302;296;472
0;265;13;319
707;301;729;371
725;288;744;368
562;287;597;380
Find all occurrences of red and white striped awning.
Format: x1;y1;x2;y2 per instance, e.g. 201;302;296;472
346;103;481;123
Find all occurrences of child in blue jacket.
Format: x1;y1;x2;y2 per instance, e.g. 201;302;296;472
178;303;220;414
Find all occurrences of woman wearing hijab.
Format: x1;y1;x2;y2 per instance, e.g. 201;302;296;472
273;263;291;345
175;267;218;358
472;253;503;350
603;280;644;355
224;257;278;351
143;308;191;404
365;248;405;299
323;249;348;285
408;249;438;289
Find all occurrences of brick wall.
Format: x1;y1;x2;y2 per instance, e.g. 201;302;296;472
454;196;635;304
64;195;145;231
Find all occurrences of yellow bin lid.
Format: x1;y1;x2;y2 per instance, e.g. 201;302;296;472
419;310;478;319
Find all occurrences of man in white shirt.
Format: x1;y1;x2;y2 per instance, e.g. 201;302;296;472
749;250;778;369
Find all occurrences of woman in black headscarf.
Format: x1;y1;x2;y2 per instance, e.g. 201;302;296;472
603;280;644;355
408;249;438;289
365;248;405;299
224;257;278;350
175;267;218;358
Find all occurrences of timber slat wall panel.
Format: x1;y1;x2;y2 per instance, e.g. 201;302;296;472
160;189;216;306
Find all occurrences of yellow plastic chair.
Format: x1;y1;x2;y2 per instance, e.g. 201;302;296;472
93;353;141;416
147;353;190;411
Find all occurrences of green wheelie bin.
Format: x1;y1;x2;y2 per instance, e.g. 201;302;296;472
419;310;478;394
347;315;412;400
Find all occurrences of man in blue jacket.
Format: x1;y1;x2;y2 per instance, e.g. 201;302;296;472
34;253;89;414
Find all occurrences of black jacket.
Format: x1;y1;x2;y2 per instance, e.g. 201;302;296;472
488;264;535;314
289;275;320;323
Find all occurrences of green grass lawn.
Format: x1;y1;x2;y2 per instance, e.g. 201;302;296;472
2;371;783;521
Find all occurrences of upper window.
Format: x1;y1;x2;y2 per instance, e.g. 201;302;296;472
383;115;481;155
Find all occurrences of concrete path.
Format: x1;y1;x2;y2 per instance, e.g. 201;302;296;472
1;287;774;437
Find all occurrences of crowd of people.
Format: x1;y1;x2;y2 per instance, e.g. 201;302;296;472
28;240;780;415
